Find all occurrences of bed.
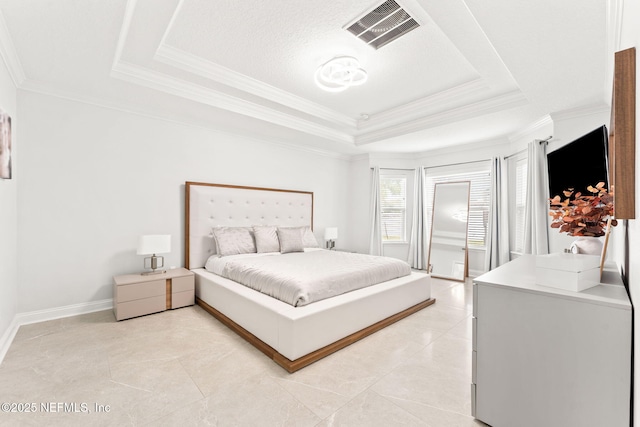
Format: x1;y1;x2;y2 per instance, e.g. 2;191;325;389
185;181;434;372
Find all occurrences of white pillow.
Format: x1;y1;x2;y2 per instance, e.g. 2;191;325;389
277;227;305;254
204;254;219;273
253;226;280;253
279;226;319;248
211;227;256;257
302;226;320;248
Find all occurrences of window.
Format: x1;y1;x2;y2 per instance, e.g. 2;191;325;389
380;175;407;242
511;156;528;254
425;164;491;248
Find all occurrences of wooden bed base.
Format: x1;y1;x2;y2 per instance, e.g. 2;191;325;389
196;296;436;373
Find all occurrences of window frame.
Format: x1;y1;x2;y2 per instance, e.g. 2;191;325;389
508;152;528;257
379;171;411;244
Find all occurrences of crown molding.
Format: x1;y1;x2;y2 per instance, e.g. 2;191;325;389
549;103;610;122
19;79;354;161
111;0;353;146
369;152;419;163
112;0;138;69
155;0;356;129
416;136;509;158
348;153;371;163
606;0;623;58
0;8;25;87
156;0;355;128
154;44;357;128
604;0;624;103
111;60;355;144
355;90;529;145
507;114;553;143
357;78;489;130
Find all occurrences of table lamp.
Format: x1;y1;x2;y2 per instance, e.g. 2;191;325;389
137;235;171;275
324;227;338;250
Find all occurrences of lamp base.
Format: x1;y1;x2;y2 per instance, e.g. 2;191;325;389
142;254;165;275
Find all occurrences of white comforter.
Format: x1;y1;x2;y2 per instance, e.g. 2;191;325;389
205;249;412;307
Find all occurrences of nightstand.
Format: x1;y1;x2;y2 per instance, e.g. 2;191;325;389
113;268;195;321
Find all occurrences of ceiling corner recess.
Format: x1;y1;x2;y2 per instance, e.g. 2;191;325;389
346;0;419;49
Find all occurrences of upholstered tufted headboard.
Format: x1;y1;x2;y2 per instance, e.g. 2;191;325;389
185;182;314;269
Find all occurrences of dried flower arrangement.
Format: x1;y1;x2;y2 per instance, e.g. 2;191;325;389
549;182;618;237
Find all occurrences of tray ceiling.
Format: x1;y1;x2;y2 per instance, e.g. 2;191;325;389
0;0;611;154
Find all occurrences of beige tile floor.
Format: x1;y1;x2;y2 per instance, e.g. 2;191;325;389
0;278;487;426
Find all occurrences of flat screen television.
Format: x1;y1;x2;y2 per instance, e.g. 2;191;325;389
547;125;610;199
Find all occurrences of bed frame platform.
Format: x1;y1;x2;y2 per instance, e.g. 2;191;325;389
196;296;435;373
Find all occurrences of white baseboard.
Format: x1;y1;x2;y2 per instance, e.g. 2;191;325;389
0;299;113;365
0;317;19;365
468;269;484;278
14;298;113;326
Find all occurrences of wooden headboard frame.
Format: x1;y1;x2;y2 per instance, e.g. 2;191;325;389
185;181;314;269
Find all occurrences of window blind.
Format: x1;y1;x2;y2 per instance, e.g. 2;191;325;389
380;175;407;241
514;158;528;253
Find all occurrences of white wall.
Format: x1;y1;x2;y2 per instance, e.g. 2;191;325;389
16;91;352;313
346;155;371;254
617;1;640;424
0;57;17;353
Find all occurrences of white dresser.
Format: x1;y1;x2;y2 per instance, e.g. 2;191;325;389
472;255;631;427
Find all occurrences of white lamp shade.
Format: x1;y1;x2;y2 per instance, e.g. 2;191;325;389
324;227;338;240
137;235;171;255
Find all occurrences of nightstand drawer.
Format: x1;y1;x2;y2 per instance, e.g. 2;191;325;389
172;275;194;293
172;290;195;309
115;295;165;320
117;279;165;303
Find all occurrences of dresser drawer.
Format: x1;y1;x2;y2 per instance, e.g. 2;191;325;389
472;283;478;317
116;279;165;303
472;317;477;351
172;275;194;293
472;350;477;383
471;383;476;418
172;290;195;309
115;295;165;320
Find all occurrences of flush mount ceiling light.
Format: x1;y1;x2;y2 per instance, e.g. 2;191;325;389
314;56;368;93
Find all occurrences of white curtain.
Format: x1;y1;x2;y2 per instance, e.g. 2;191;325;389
408;167;426;269
484;157;510;271
369;166;383;256
523;140;550;255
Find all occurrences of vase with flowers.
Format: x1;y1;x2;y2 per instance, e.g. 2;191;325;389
548;182;617;255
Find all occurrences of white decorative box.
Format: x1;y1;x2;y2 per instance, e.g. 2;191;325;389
535;253;601;292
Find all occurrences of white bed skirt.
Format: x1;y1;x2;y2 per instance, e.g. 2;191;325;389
194;268;431;361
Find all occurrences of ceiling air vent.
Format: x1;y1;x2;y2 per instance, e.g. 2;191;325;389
346;0;420;49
